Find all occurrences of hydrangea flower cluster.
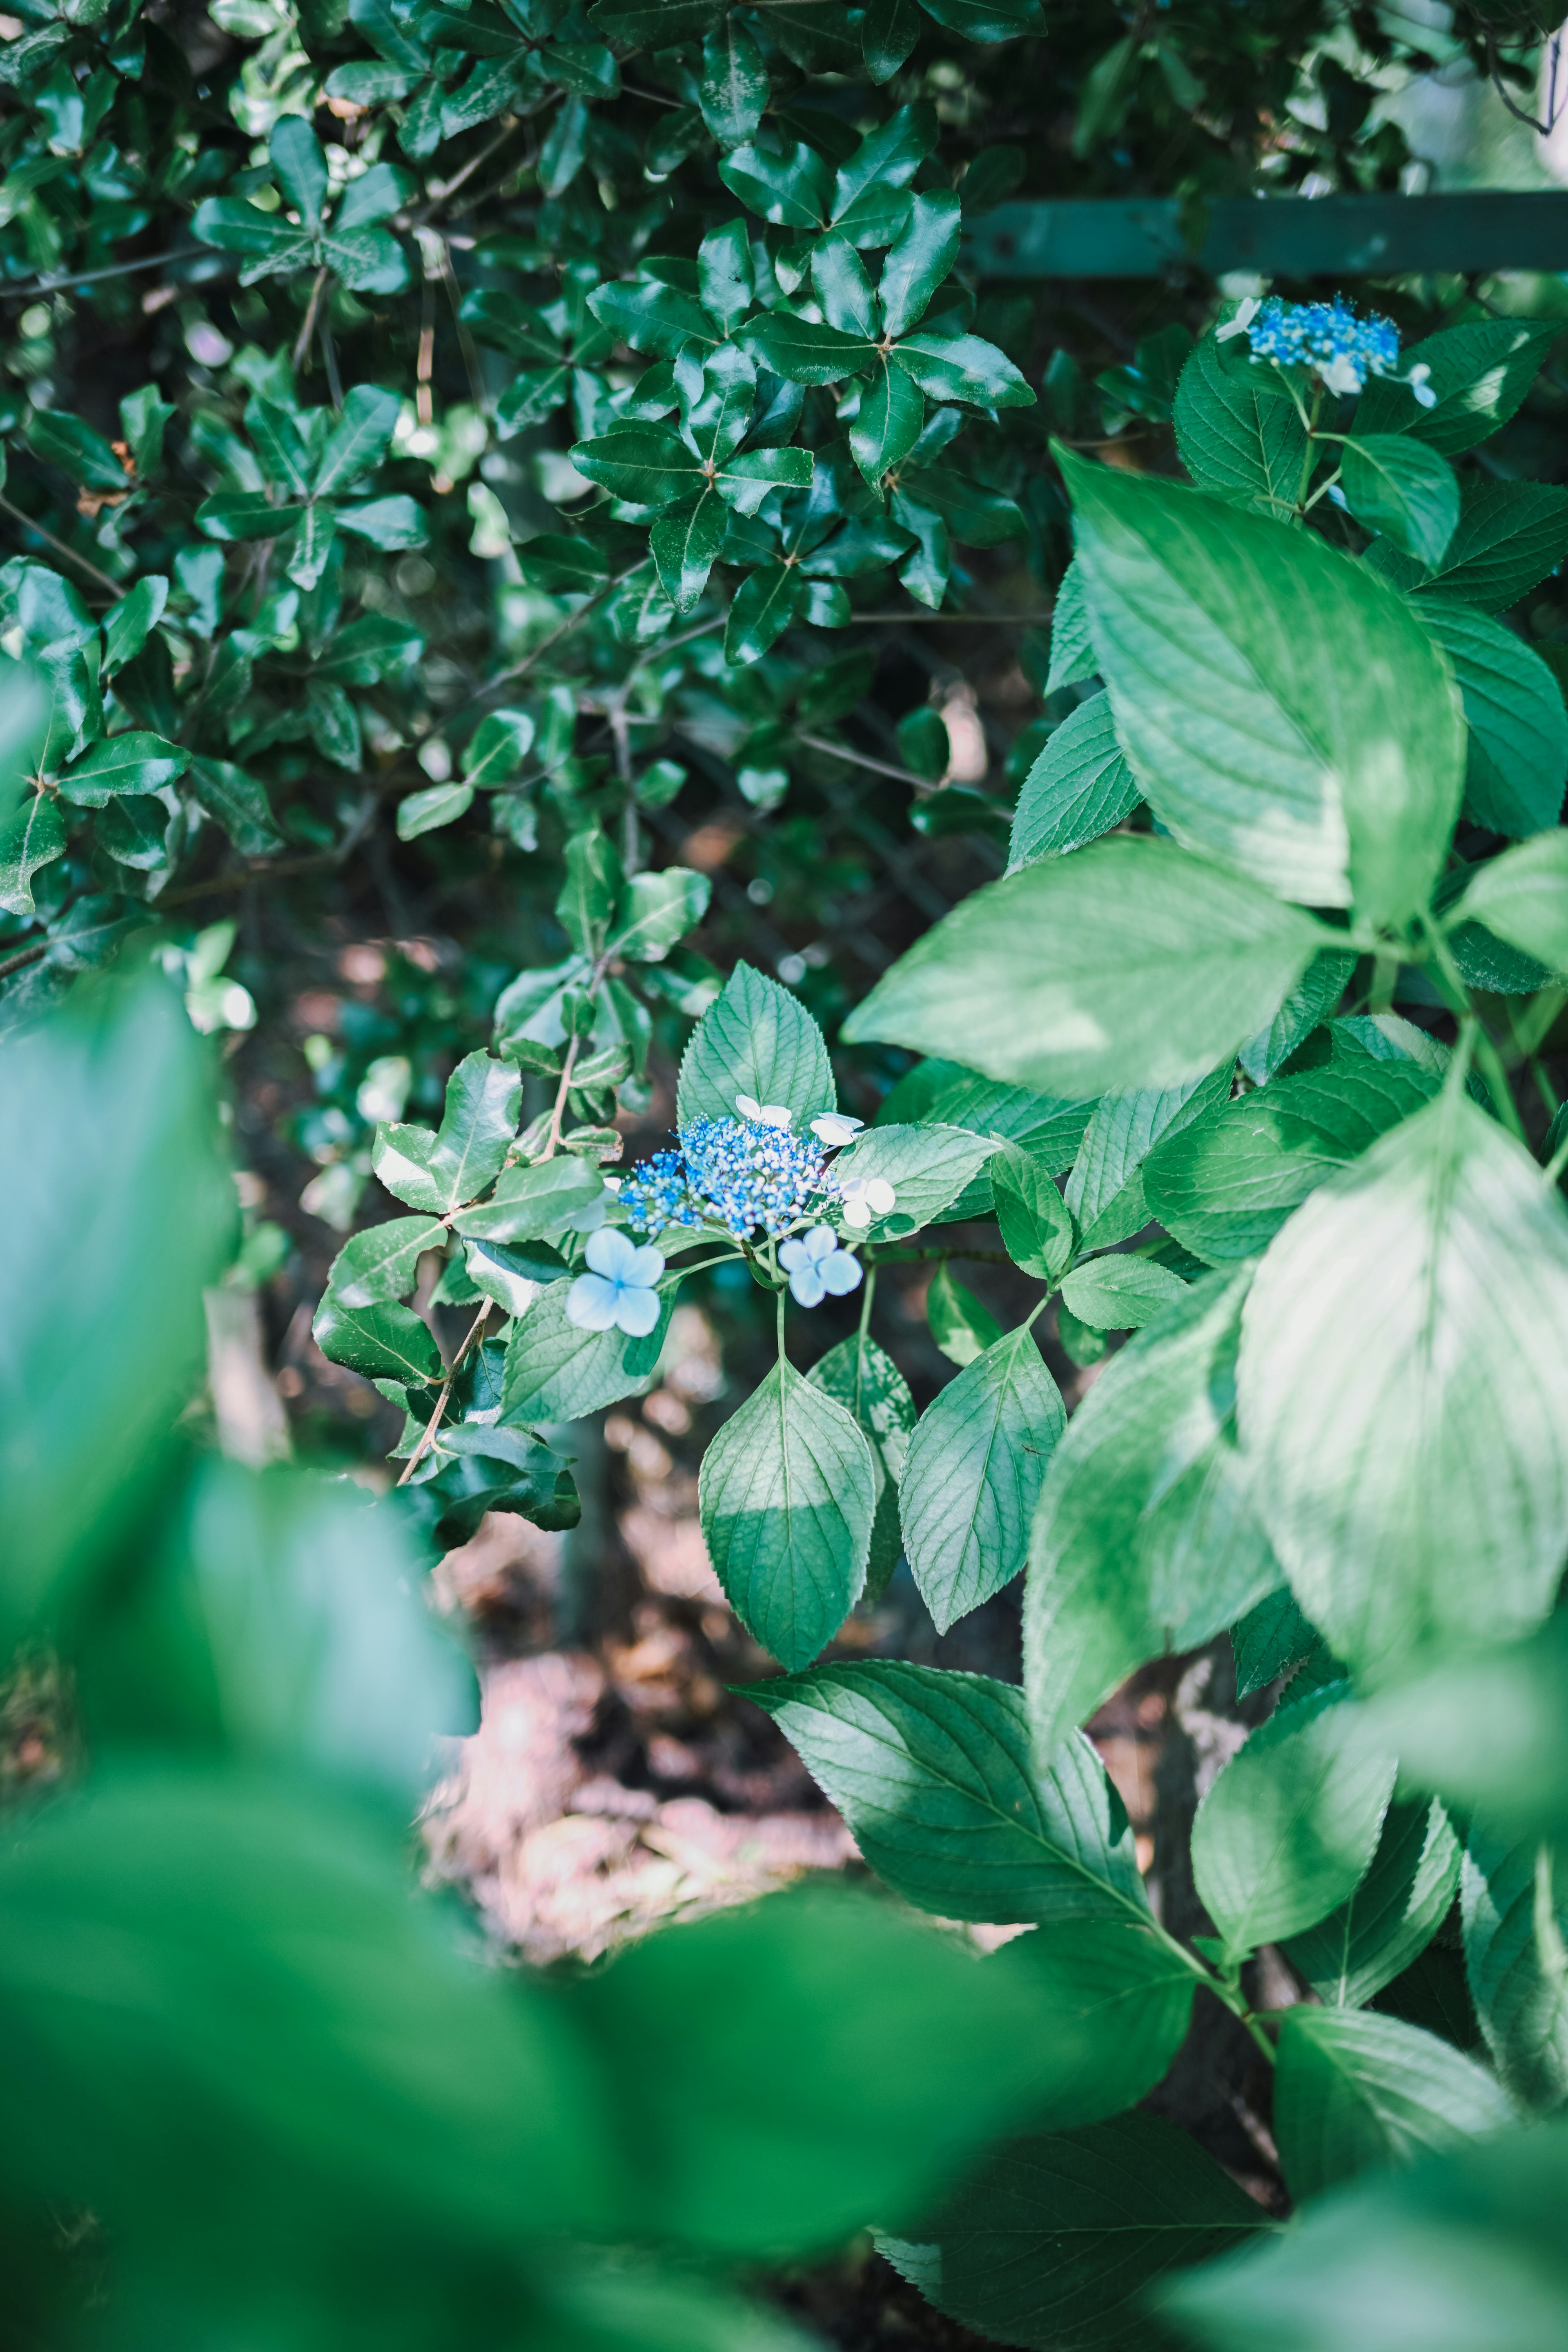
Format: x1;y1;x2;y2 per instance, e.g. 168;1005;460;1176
1221;294;1436;405
619;1114;840;1242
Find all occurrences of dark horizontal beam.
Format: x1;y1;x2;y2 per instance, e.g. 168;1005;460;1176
964;192;1568;279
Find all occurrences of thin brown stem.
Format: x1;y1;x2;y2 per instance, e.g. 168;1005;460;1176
544;1032;582;1158
293;267;330;372
795;731;951;793
0;939;47;981
0;492;124;596
396;1300;493;1487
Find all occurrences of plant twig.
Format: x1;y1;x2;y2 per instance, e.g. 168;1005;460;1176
396;1299;492;1487
293;266;332;372
795;731;951;793
0;491;125;596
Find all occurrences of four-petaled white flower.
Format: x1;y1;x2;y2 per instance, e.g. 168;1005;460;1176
1405;361;1438;410
779;1225;862;1308
840;1175;897;1229
1318;352;1361;398
566;1227;664;1336
1215;295;1260;343
736;1094;793;1128
811;1111;864;1147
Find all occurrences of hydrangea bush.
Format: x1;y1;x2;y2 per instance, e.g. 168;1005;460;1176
5;1;1568;2347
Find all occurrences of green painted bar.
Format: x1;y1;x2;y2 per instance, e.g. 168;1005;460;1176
964;192;1568;279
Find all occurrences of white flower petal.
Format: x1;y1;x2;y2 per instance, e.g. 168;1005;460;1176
614;1284;662;1338
811;1112;864;1147
788;1267;828;1308
864;1178;897;1214
567;1272;623;1331
736;1094;762;1120
820;1251;862;1297
586;1226;639;1281
778;1237;811;1274
802;1224;838;1262
841;1197;872;1229
759;1103;793;1128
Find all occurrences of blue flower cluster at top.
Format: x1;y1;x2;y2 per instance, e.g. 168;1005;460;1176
1241;295;1400;394
619;1116;838;1242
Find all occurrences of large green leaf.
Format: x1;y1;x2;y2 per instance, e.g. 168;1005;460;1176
1143;1059;1440;1264
568;1880;1048;2257
327;1215;445;1308
698;1359;875;1669
739;1659;1149;1924
824;1121;995;1238
1419;604;1568;838
1060;1256;1188;1330
1273;2007;1513;2203
1284;1798;1462;2011
1390;478;1568;612
60;730;188;805
1064;1065;1232;1252
1173;332;1307;517
312;1294;444;1385
1162;2123;1568;2352
1354;316;1561;454
880;2116;1265;2351
841;836;1330;1099
77;1459;476;1800
0;1760;605;2278
501;1278;671;1423
1356;1615;1568;1851
1191;1685;1396;1963
987;1920;1198;2128
1058;446;1466;923
1461;1827;1568;2111
1025;1271;1278;1755
0;788;66;917
677;959;834;1127
1339;436;1458;568
900;1327;1065;1631
1237;1090;1568;1684
1449;828;1568;976
0;975;232;1639
1007;691;1141;871
806;1333;913;1602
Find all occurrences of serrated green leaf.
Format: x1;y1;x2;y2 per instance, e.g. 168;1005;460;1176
698;1357;876;1668
827;1121;994;1238
1064;1066;1232;1253
1285;1797;1462;2010
1237;1089;1568;1684
501;1275;672;1422
1401;478;1568;612
842;837;1330;1099
1341;435;1459;568
1231;1585;1326;1699
698;14;768;147
1462;1828;1568;2111
991;1141;1075;1280
900;1326;1065;1630
1173;332;1307;517
1060;1255;1187;1330
737;312;879;386
1355;317;1560;455
1143;1059;1440;1265
1025;1270;1278;1754
806;1334;913;1601
880;2115;1263;2352
1274;2007;1512;2203
1045;557;1098;693
1192;1684;1396;1962
1058;446;1466;923
1007;692;1140;870
1417;604;1568;839
739;1659;1147;1924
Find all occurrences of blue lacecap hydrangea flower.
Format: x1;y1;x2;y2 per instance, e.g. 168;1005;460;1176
619;1114;840;1241
1221;294;1434;406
